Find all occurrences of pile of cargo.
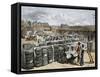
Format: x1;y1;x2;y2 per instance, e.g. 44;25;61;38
21;33;89;70
21;42;79;69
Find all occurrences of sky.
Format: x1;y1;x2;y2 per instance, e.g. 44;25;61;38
21;6;95;26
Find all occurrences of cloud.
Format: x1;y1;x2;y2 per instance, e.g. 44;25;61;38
21;6;95;26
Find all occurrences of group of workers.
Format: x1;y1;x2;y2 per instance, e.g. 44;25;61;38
65;42;86;66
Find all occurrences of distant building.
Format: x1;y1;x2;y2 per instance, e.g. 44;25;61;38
32;22;51;31
60;24;69;28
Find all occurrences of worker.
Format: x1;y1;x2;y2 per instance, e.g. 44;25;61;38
80;44;85;66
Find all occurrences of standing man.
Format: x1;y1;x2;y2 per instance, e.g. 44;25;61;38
76;42;81;64
80;44;85;66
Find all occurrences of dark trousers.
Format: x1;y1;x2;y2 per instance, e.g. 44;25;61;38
80;50;84;66
77;55;80;63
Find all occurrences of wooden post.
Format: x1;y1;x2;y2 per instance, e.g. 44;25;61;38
87;42;94;63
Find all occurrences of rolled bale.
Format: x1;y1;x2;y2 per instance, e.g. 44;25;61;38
58;46;66;63
47;46;53;63
21;43;34;69
34;47;43;67
42;48;48;66
54;44;60;62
